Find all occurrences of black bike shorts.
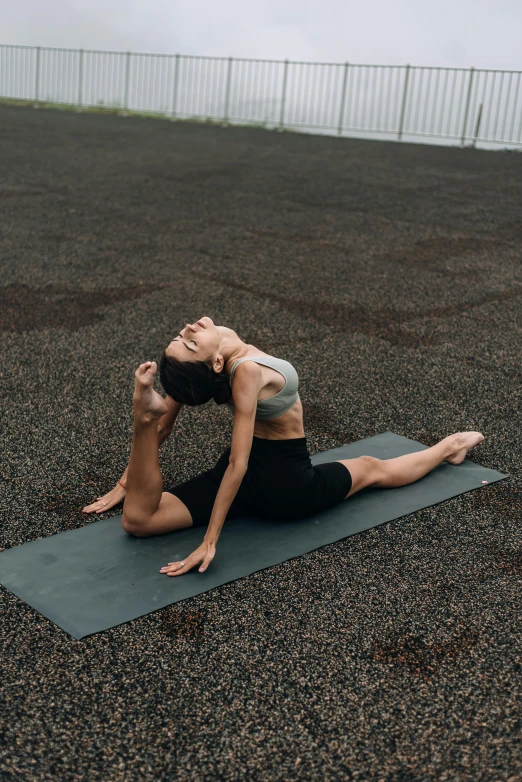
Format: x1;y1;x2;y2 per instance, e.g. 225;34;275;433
165;436;352;528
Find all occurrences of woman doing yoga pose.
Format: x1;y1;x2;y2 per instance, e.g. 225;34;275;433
83;316;484;577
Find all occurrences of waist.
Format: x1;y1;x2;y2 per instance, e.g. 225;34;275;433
252;396;304;439
250;435;308;453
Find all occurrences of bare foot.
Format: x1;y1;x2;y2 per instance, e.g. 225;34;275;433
445;431;484;465
133;361;168;422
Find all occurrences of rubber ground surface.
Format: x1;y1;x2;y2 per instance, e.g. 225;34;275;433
0;104;521;781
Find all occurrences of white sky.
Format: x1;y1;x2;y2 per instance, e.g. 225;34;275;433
3;0;521;71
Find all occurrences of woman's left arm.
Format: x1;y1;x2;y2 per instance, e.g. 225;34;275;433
161;362;261;576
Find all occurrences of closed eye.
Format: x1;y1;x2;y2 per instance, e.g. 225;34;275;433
173;336;197;349
175;333;196;345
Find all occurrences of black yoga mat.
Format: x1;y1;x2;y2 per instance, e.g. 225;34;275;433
0;432;508;639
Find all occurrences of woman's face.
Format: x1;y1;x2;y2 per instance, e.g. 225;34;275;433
165;316;221;364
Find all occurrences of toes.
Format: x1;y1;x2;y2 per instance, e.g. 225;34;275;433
135;362;157;382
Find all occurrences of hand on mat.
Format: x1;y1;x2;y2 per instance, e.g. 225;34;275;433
159;540;216;576
82;482;126;514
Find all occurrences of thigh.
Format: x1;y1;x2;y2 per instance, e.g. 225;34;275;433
164;448;248;527
123;491;193;537
336;455;382;498
146;492;194;532
165;470;219;528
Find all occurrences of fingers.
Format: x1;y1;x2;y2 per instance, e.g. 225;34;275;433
82;499;110;514
160;559;192;576
159;552;215;576
198;554;214;573
81;495;115;514
82;482;126;514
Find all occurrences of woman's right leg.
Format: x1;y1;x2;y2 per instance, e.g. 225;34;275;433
122;362;194;537
338;431;484;499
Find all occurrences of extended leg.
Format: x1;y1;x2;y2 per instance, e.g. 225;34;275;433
338;431;484;498
374;431;485;488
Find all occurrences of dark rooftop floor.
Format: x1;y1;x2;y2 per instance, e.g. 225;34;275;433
0;104;521;781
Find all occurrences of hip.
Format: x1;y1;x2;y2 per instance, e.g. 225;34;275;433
210;437;351;519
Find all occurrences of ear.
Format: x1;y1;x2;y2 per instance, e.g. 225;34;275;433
212;354;225;374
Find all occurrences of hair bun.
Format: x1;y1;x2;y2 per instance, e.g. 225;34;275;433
211;372;232;405
159;352;232;406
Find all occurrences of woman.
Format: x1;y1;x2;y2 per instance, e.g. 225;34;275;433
83;316;484;577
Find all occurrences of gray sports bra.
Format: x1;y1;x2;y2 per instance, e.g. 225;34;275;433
225;355;299;420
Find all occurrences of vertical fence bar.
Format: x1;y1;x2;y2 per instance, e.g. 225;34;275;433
58;49;63;104
481;72;491;139
33;46;41;108
460;66;475;146
493;71;504;139
472;103;483;147
509;71;520;141
509;72;521;142
77;48;83;111
171;53;180;119
397;64;410;141
123;50;130;116
500;71;513;141
279;59;289;132
222;56;233;126
293;61;300;127
337;61;349;136
376;65;384;130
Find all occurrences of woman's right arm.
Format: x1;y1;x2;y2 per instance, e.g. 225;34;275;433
82;396;183;514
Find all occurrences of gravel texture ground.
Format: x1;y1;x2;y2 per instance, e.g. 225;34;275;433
0;104;521;782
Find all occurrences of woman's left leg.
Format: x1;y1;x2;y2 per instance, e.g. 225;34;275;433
337;431;484;499
122;362;194;536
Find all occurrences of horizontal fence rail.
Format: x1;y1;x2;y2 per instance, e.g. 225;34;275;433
1;44;521;148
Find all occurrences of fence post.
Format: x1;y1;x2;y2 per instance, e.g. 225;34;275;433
461;66;475;147
123;51;131;117
222;56;233;127
77;49;83;112
398;64;410;141
337;62;349;137
278;59;289;132
34;46;41;109
472;102;483;148
170;54;180;120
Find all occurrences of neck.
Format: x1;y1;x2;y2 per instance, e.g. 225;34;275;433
217;326;251;371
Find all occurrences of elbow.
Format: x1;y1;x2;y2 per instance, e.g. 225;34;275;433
228;459;248;475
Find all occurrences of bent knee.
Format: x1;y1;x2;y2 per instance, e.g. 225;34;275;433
121;514;151;538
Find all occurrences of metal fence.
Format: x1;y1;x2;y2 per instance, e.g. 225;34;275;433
1;44;521;148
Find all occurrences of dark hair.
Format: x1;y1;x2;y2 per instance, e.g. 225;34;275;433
159;351;232;406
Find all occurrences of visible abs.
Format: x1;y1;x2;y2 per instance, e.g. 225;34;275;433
253;397;305;440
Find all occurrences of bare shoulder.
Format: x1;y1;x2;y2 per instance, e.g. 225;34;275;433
230;360;263;408
231;359;263;386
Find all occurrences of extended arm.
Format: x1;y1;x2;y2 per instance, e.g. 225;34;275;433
203;363;260;545
158;363;262;575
